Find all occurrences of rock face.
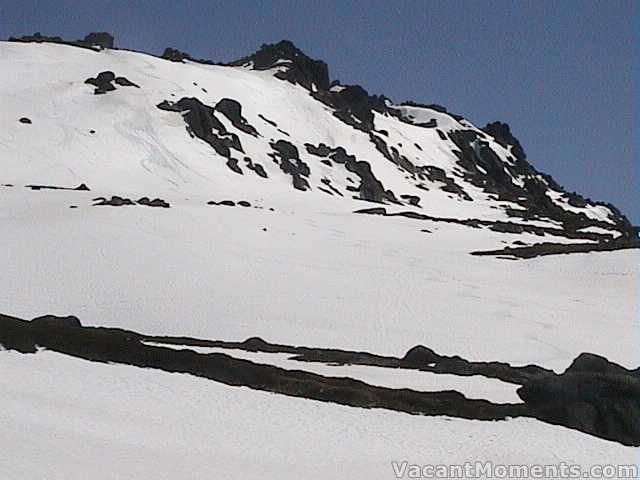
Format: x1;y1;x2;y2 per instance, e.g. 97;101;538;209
482;121;526;162
518;354;640;446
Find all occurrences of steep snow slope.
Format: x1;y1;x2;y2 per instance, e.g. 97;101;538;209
0;40;634;240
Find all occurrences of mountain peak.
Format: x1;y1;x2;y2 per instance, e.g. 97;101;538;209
229;39;330;91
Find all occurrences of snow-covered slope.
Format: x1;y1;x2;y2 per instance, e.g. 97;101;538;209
0;40;635;240
1;36;638;478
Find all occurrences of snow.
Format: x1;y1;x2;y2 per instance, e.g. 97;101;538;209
0;41;638;476
0;350;635;480
1;188;637;372
0;41;615;228
546;190;614;224
578;225;622;238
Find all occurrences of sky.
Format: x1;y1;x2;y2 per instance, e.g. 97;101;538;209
1;0;637;222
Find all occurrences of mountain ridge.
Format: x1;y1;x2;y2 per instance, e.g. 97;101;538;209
3;31;637;250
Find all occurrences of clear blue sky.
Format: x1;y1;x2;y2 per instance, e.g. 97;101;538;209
1;0;637;223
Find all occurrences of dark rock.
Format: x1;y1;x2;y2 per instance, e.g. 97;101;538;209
31;314;82;329
472;240;640;259
229;40;330;91
314;85;388;133
137;197;170;208
270;140;310;191
82;33;113;49
258;114;278;127
243;157;268;178
238;201;251;207
25;183;90;192
0;314;528;428
19;117;32;124
82;32;114;49
400;101;465;122
252;163;268;178
418;165;472;201
518;355;640;446
9;32;65;45
400;194;420;206
482;121;526;162
161;47;191;62
157;97;243;158
369;133;418;175
113;76;139;88
85;71;116;94
321;178;343;197
567;353;638;377
403;345;440;364
354;207;387;215
93;196;135;207
215;98;258;137
226;158;243;174
305;142;397;204
85;71;138;94
9;31;114;51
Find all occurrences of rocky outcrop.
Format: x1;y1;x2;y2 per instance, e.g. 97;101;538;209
243;157;268;178
93;196;170;208
161;47;191;62
9;31;115;50
157;97;243;160
447;128;637;240
229;40;330;91
400;101;465;122
2;312;637;446
82;32;114;49
269;140;310;191
518;354;640;446
215;98;259;137
305;143;398;203
471;239;640;259
316;85;381;131
160;47;218;65
85;71;139;94
482;121;525;162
